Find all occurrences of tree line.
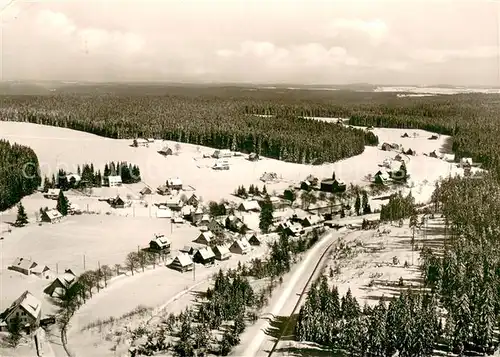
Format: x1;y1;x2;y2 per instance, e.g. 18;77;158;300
0;139;41;211
0;92;379;165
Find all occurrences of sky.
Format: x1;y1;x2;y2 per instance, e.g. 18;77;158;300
0;0;499;85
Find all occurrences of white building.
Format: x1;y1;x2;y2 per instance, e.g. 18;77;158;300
106;175;123;187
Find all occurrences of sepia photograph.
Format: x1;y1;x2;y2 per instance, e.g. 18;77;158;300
0;0;498;356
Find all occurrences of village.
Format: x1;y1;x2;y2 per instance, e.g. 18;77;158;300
0;120;478;357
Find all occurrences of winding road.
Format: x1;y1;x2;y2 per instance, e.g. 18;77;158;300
231;228;348;357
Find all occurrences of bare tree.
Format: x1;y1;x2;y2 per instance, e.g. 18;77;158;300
114;263;121;276
125;252;139;276
137;250;148;272
101;265;113;287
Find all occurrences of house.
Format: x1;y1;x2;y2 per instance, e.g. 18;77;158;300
169;254;194;272
404;148;415;156
195;214;211;227
158;146;173;156
268;196;287;210
109;196;125;209
212;149;232;159
374;170;390;185
248;153;260;161
429;150;438;158
230;238;251;255
272;211;287;224
105;175;123;187
213;160;230;170
247;233;262;246
193;247;216;265
9;257;38;276
44;188;61;200
180;246;198;255
401;132;410;138
394;154;403;162
157;185;170;195
300;180;313;191
147;138;155;143
429;135;439;140
225;215;248;234
189;207;204;223
0;291;41;333
31;265;52;279
260;172;278;182
302;214;325;228
140;186;153;195
68;203;81;215
186;194;199;207
41;209;63;223
165;195;184;210
181;205;194;217
44;271;77;298
194;231;214;245
320;179;346;193
149;235;171;253
66;173;81;186
135;138;149;147
166;178;183;190
156;206;172;219
238;200;261;212
285;222;304;236
207;219;225;236
213;245;232;261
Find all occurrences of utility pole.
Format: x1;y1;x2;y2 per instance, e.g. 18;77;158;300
83;254;86;270
193;261;196;281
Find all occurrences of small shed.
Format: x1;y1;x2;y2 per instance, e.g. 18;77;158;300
158;146;173;156
212;149;232;159
247;233;262;246
381;142;393;151
229;238;251;255
429;150;438;158
169;254;194;272
213;245;232;261
248;153;260;161
401;132;410;138
109;196;125;209
193;247;216;265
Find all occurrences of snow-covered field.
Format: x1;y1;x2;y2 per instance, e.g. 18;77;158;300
0;120;472;356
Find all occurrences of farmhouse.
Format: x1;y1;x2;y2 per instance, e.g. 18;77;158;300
169;254;194;273
134;138;149;147
320;178;346;193
194;231;214;245
229;238;251;255
195;214;211;227
140;186;153;195
66;173;81;185
105;175;123;187
460;157;473;167
213;160;230;170
31;264;52;279
225;215;248;234
272;211;288;224
44;270;77;298
213;245;232;261
186;194;199;207
109;196;125;209
9;257;38;276
300;180;313;191
212;149;232;159
207;219;225;236
44;188;61;200
41;209;63;223
285;222;304;236
158;145;173;157
165;195;184;210
381;142;393;151
166;178;183;190
180;246;198;255
156;206;172;219
0;291;41;333
238;200;261;212
193;247;216;265
149;235;171;253
248;152;259;161
189;207;204;223
302;214;325;228
260;172;278;182
157;185;170;196
374;170;390;185
247;233;262;246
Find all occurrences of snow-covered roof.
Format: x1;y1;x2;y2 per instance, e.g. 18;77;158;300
214;245;231;256
197;247;215;260
232;238;251;251
46;188;60;196
461;157;473;164
304;214;324;225
198;231;214;242
239;200;261;211
165;195;181;205
10;257;37;271
151;236;170;248
67;173;81;181
3;291;41;321
156;207;172;218
136;138;148;143
175;253;193;267
167;178;183;186
31;264;50;274
108;175;122;183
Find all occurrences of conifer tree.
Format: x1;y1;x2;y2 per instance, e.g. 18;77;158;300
56;190;69;216
15;202;28;227
259;195;274;233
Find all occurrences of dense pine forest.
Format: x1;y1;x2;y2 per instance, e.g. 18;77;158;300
295;173;500;356
0;140;41;211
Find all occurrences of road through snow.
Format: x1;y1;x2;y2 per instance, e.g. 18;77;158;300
233;229;343;357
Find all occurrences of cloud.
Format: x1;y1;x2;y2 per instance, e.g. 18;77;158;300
35;10;146;59
323;18;389;44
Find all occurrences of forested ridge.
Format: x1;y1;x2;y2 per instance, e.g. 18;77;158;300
0;91;379;165
0;140;41;211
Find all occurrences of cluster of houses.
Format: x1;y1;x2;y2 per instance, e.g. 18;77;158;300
299;174;347;193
